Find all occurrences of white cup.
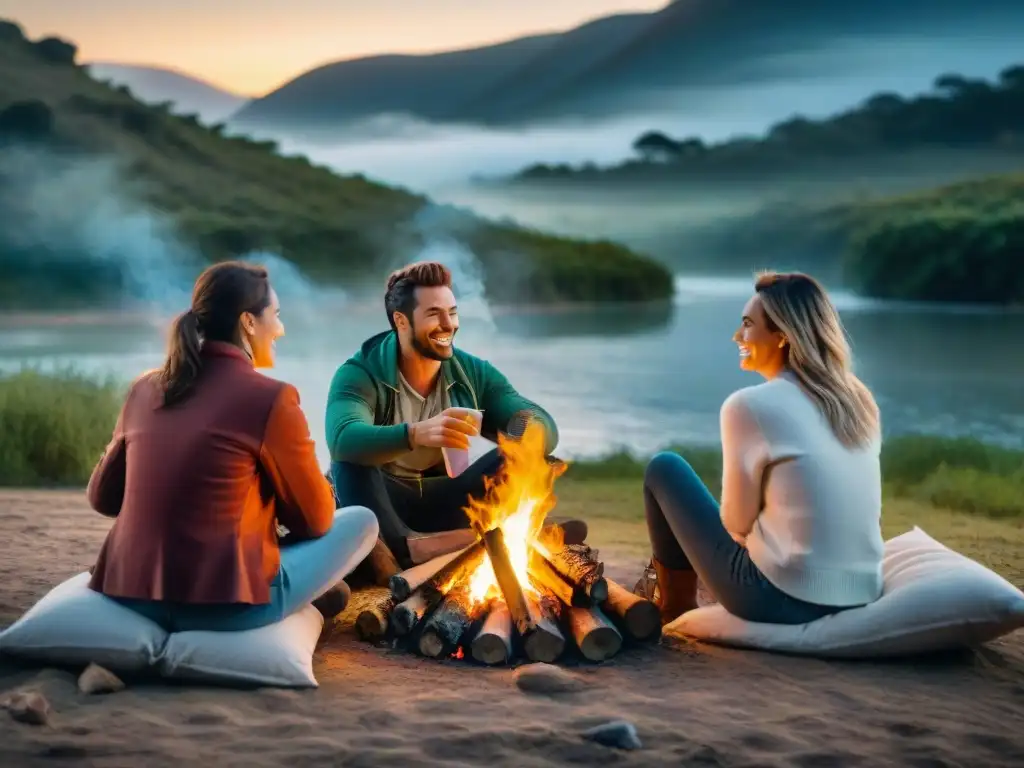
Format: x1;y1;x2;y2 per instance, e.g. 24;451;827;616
442;408;484;478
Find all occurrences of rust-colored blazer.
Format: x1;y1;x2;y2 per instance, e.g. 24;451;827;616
87;342;336;605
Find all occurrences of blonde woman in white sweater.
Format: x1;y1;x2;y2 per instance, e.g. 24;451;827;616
641;271;885;625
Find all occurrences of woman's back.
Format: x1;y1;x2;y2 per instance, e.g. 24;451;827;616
722;373;884;607
88;342;335;605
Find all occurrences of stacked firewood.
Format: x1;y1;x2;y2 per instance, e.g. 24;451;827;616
354;525;661;665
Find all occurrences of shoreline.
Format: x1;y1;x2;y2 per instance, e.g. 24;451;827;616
0;298;675;328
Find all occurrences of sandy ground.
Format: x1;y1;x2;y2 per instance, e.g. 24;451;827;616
2;490;1023;768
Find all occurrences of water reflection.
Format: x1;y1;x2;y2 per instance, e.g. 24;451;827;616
491;302;674;339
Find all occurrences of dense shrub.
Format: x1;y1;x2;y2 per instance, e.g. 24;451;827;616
0;100;54;141
845;209;1024;304
0;370;122;486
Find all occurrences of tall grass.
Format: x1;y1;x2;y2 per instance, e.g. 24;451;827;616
0;369;122;486
1;369;1022;522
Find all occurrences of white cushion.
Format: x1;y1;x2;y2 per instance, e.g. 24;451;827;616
666;527;1024;658
159;604;324;688
0;572;168;672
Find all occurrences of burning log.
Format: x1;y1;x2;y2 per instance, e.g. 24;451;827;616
391;590;439;636
417;586;477;658
527;547;576;607
521;592;566;663
389;546;470;602
601;579;661;642
475;525;531;634
470;601;513;666
567;605;622;662
392;543;485;637
533;535;608;604
355;591;395;641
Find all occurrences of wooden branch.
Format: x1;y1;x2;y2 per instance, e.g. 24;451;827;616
424;539;486;595
355;592;394;641
476;525;531;634
470;601;513;666
417;586;476;659
345;537;401;589
389;546;468;602
521;592;566;663
391;590;439;637
533;538;608;604
601;579;661;642
366;538;401;586
567;605;622;662
527;546;575;606
407;528;478;565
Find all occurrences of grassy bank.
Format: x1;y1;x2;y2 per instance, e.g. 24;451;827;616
4;369;1022;518
0;369;121;486
3;369;1021;586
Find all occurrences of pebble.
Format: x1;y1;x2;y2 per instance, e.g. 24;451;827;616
2;690;51;726
583;720;642;750
513;663;585;694
77;663;125;695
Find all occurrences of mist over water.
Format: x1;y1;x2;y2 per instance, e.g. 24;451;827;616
257;34;1023;196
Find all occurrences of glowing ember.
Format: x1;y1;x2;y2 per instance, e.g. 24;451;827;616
463;421;565;604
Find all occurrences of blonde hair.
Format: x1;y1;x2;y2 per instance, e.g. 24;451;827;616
754;271;880;447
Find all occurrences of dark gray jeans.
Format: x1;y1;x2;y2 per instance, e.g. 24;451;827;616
331;450;505;567
644;451;849;625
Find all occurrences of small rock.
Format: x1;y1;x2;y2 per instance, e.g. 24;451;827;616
77;663;125;695
2;691;51;726
513;663;584;694
583;720;642;750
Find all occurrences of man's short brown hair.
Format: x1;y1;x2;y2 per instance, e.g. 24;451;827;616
384;261;453;329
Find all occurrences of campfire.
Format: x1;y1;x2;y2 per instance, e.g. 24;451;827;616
354;423;661;664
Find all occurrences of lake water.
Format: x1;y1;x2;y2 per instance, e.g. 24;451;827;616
1;277;1021;467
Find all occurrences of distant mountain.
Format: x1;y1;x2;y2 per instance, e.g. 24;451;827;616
232;0;1024;129
231;33;558;128
523;0;1024;119
85;63;248;123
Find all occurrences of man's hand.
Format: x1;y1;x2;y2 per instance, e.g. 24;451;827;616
408;408;480;450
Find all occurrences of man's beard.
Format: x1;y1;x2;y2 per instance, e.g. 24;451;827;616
410;320;456;362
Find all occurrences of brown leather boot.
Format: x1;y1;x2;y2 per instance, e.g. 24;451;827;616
653;559;699;625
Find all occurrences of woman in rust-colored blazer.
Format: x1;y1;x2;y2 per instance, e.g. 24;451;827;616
87;261;378;632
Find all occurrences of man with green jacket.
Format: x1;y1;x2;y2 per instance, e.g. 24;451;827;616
326;261;580;567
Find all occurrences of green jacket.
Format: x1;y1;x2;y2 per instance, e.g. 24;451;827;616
325;331;559;466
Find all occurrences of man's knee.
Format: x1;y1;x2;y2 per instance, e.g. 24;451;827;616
330;461;377;504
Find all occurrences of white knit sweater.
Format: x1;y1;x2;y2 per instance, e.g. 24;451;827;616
720;372;884;607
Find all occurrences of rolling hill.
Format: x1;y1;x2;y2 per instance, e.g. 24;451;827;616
232;0;1024;128
0;20;673;309
85;63;249;123
232;33;560;129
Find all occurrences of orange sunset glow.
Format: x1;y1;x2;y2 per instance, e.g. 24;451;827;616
12;0;668;95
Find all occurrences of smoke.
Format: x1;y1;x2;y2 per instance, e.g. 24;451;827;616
0;147;332;317
402;204;496;328
0;148;199;311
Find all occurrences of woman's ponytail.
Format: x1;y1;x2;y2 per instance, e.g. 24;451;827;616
159;309;203;407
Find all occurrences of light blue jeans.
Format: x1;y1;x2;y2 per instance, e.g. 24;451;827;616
112;506;379;632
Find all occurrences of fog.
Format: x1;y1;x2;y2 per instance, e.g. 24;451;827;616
4;31;1022;314
255;34;1022;193
0;149;495;322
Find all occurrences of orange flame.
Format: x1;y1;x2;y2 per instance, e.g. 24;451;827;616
463;421;565;604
